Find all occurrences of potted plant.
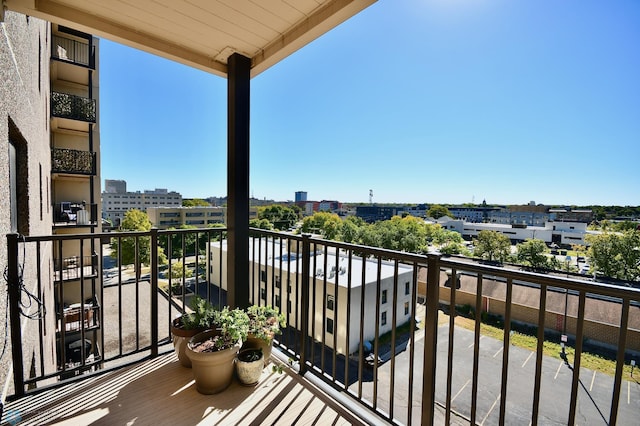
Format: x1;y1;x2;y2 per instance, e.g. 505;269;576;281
236;348;264;386
243;305;286;366
186;307;249;394
171;296;215;367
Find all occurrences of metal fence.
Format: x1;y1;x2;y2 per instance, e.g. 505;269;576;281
6;228;640;425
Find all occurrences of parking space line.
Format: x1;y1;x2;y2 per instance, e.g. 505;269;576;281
590;370;596;391
522;352;534;368
554;361;563;380
480;393;500;426
452;379;470;402
468;335;484;349
493;347;503;358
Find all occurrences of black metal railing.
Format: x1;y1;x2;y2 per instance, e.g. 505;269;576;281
51;35;95;68
5;228;640;425
51;147;96;175
51;91;96;122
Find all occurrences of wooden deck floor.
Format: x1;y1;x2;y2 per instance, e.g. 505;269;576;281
2;352;368;426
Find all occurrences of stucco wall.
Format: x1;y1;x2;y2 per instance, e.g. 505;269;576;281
0;11;56;400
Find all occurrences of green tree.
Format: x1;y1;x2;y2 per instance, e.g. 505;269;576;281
170;261;194;279
249;218;274;230
515;239;549;270
111;209;154;280
473;230;511;263
427;204;453;219
301;212;342;240
258;205;298;230
182;198;210;207
340;216;364;243
586;230;640;281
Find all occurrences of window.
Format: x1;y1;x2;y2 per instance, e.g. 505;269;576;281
275;276;281;289
326;295;334;311
326;318;334;334
288;300;292;314
404;302;410;316
381;289;387;304
260;288;266;301
381;311;387;326
405;281;410;295
260;270;267;282
275;294;281;308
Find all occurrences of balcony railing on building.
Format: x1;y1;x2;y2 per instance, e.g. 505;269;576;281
51;147;96;175
53;202;99;227
51;34;95;68
51;91;96;122
5;228;640;425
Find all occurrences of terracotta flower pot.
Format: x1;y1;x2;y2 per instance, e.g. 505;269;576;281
171;317;203;368
242;334;273;367
236;348;264;386
186;329;241;394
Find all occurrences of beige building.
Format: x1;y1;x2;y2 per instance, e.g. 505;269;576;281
208;238;415;355
147;206;257;229
1;11;102;397
102;183;182;227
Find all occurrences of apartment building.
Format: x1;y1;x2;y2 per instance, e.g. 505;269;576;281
207;238;415;355
101;183;182;226
1;12;101;395
147;206;258;229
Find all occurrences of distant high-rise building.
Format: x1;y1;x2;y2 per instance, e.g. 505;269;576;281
105;179;127;193
295;191;307;202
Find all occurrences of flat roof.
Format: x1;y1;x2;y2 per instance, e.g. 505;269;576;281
213;238;414;288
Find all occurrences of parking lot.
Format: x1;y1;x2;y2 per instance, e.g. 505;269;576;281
359;323;640;425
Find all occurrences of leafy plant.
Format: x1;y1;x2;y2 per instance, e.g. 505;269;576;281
180;296;216;330
246;305;286;342
212;307;250;350
238;348;262;362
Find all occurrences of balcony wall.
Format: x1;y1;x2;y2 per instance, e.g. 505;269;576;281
51;91;96;122
51;147;96;175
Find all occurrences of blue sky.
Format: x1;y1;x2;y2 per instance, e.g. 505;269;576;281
99;0;640;206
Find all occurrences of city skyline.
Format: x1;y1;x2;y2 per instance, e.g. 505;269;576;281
100;1;639;206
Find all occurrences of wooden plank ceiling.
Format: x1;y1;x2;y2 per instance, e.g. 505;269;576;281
5;0;377;78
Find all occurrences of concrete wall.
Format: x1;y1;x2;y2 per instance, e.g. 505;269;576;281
430;273;640;353
0;11;57;399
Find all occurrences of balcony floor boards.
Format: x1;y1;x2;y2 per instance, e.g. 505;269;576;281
4;352;365;426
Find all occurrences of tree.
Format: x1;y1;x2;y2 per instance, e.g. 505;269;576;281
515;239;549;270
249;218;274;230
586;230;640;281
258;205;298;230
301;212;342;240
170;261;194;279
427;204;453;219
111;209;154;280
340;216;363;243
183;198;210;207
473;230;511;263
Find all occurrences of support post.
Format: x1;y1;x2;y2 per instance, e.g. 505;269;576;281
299;234;311;375
227;53;251;309
7;233;25;397
150;228;159;357
422;254;440;425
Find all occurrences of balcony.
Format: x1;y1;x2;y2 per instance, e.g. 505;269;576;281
51;91;96;123
4;229;639;425
53;202;99;227
51;34;95;68
51;147;96;175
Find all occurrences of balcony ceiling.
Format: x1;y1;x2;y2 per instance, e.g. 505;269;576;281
6;0;376;78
